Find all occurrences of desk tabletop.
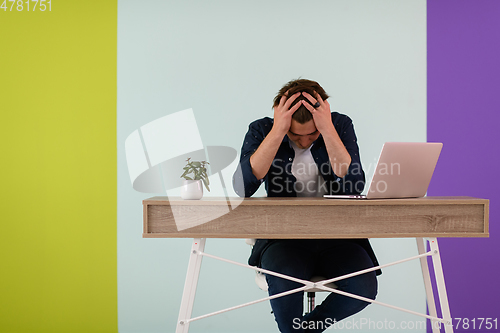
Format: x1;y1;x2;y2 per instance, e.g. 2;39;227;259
143;196;489;239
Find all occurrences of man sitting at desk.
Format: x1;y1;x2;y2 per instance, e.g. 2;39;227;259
233;79;380;333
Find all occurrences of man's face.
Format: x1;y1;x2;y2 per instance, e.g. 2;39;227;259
287;120;320;149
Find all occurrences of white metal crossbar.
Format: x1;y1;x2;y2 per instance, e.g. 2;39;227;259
176;237;454;333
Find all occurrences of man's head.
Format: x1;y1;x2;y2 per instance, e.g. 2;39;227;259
287;119;320;149
273;79;329;124
273;79;329;148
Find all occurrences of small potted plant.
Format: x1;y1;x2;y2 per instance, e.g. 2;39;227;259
180;158;210;199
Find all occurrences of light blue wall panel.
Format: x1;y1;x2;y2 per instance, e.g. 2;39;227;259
118;1;426;332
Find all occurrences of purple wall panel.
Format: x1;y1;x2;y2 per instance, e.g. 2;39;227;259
427;1;500;332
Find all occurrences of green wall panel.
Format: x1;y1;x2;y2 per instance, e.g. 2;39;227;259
0;1;117;332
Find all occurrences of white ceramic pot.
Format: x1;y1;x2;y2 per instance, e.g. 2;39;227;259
180;179;203;200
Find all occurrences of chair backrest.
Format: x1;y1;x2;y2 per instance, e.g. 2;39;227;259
255;271;337;292
247;239;337;292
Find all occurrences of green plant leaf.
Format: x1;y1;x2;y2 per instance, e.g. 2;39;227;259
182;159;211;187
202;178;210;191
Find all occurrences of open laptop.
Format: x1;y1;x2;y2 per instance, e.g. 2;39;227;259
324;142;443;199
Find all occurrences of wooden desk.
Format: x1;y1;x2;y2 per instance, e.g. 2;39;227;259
143;196;489;333
143;196;488;239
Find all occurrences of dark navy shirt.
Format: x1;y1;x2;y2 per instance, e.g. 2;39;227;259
232;112;381;274
233;112;365;198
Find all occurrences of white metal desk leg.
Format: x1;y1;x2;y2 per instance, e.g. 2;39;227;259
417;238;440;333
176;238;206;333
428;238;453;333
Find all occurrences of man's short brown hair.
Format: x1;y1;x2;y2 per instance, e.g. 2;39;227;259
273;79;330;124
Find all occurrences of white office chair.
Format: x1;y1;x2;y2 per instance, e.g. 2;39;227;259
246;239;337;313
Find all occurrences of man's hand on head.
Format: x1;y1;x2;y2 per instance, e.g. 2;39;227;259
302;91;351;177
301;91;335;135
272;91;302;137
250;91;303;181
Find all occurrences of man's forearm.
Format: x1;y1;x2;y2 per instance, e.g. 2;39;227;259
249;129;284;180
322;127;352;178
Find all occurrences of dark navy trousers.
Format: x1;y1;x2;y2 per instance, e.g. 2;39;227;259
261;239;378;333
